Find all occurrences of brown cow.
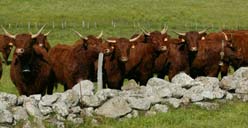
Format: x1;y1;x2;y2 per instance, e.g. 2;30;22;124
154;38;190;80
49;31;110;90
189;34;239;78
222;33;248;70
0;29;15;65
0;58;2;79
126;28;169;85
100;35;141;89
31;31;51;51
3;27;55;96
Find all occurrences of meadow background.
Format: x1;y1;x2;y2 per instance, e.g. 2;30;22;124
0;0;248;127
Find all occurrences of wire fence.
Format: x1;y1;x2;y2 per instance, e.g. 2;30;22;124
2;20;248;31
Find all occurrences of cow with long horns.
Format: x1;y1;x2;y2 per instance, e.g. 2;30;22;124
0;27;15;65
48;31;111;90
3;25;55;96
101;34;142;89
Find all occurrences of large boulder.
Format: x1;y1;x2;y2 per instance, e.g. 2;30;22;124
52;102;69;117
0;109;14;124
95;97;132;118
233;67;248;79
72;80;95;96
171;72;196;88
126;97;151;110
23;98;42;118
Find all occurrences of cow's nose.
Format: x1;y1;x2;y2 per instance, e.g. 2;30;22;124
191;47;198;51
39;43;44;47
16;48;24;54
104;49;111;54
120;57;128;62
160;46;167;51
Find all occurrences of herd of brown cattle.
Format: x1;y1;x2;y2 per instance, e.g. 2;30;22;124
0;25;247;96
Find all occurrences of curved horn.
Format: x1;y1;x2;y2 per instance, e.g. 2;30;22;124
222;32;228;41
130;33;142;42
106;39;116;43
73;30;88;40
96;30;103;39
198;28;208;34
141;28;150;36
173;31;186;36
32;24;46;38
44;31;51;36
161;25;168;34
1;26;16;39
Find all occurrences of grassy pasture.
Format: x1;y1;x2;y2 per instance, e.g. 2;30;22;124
0;1;248;127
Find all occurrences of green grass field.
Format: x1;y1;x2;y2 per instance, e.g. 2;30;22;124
1;0;248;127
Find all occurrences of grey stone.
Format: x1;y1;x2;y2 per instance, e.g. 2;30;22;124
171;72;194;88
95;97;132;118
194;102;219;110
184;86;205;102
70;106;81;114
156;86;172;98
122;79;140;90
17;95;27;106
151;104;168;113
145;110;157;116
233;67;248;79
213;89;225;99
55;121;65;128
236;78;248;94
95;89;120;99
127;97;151;110
81;107;94;117
67;114;84;124
80;95;107;107
29;94;42;101
161;98;181;108
220;76;238;91
40;94;59;106
58;90;79;107
0;109;13;124
168;84;187;98
38;103;53;116
11;106;28;121
195;77;220;91
56;115;66;121
201;91;215;100
0;101;8;110
243;95;248;102
125;110;139;119
72;80;94;96
24;98;42;118
22;120;32;128
225;92;233;100
0;92;17;107
146;77;171;87
52;102;69;117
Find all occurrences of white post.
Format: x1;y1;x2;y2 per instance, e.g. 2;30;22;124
97;52;104;91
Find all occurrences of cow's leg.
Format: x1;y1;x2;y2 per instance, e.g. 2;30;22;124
220;63;229;78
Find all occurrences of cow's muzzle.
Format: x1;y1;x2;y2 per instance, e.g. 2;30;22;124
104;49;111;54
16;48;24;55
191;47;198;51
120;57;128;62
22;65;31;73
159;46;167;51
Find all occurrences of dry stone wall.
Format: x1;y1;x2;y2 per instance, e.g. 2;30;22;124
1;67;248;127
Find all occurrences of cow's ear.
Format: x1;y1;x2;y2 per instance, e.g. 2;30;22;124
200;32;207;40
31;38;37;46
178;35;185;42
83;39;88;50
